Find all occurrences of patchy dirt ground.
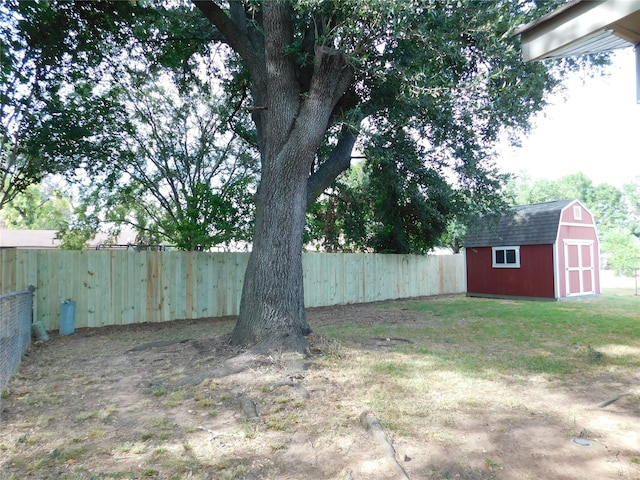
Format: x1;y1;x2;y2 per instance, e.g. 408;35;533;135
1;297;640;480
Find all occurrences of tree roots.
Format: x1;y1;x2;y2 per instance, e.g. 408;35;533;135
173;351;267;387
360;411;411;480
163;338;410;478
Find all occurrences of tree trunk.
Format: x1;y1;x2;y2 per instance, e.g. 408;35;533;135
195;1;354;352
230;149;312;351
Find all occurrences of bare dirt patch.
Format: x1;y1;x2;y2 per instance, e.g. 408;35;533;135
2;298;640;479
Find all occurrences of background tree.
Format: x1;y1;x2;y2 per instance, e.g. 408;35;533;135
308;130;465;254
0;1;171;211
439;174;513;253
67;68;258;251
623;177;640;239
511;172;595;205
601;230;640;277
0;180;71;230
3;0;255;250
0;2;80;209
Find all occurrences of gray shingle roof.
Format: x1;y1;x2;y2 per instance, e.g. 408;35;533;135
464;199;574;247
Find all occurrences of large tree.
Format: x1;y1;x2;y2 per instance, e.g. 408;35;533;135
191;0;584;351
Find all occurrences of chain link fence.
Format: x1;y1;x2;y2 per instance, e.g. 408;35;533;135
0;286;35;401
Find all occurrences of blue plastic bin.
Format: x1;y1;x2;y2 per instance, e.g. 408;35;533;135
60;300;76;335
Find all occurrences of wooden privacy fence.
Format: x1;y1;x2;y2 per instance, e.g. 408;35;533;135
0;249;466;331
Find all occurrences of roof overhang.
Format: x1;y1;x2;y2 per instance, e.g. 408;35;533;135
515;0;640;102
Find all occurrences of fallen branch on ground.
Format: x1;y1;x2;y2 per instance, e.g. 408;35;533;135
598;392;632;408
197;426;245;439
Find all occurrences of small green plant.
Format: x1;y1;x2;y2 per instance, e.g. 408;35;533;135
195;396;214;408
27;447;85;472
152;388;167;397
484;457;501;470
265;417;285;431
162;390;187;407
78;411;99;422
113;442;145;455
15;435;38;446
213;457;248;475
587;345;604;364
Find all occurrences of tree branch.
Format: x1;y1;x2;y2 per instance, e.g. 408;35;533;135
192;0;263;77
306;124;358;206
262;2;300;156
192;1;267;153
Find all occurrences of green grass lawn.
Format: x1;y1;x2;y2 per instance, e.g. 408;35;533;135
316;292;640;380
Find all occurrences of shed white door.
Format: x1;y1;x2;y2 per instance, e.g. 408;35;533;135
564;241;595;296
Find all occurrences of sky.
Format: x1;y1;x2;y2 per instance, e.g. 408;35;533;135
495;48;640;187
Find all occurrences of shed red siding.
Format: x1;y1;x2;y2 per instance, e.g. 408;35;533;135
466;244;556;298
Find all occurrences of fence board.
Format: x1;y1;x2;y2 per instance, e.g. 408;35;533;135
0;249;16;292
0;249;465;330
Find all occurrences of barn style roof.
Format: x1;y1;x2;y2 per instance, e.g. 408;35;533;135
464;199;574;248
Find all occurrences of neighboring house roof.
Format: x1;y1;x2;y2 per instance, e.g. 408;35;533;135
0;229;137;249
0;230;62;248
464;199;574;248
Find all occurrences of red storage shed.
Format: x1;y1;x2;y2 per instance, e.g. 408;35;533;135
465;199;601;300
